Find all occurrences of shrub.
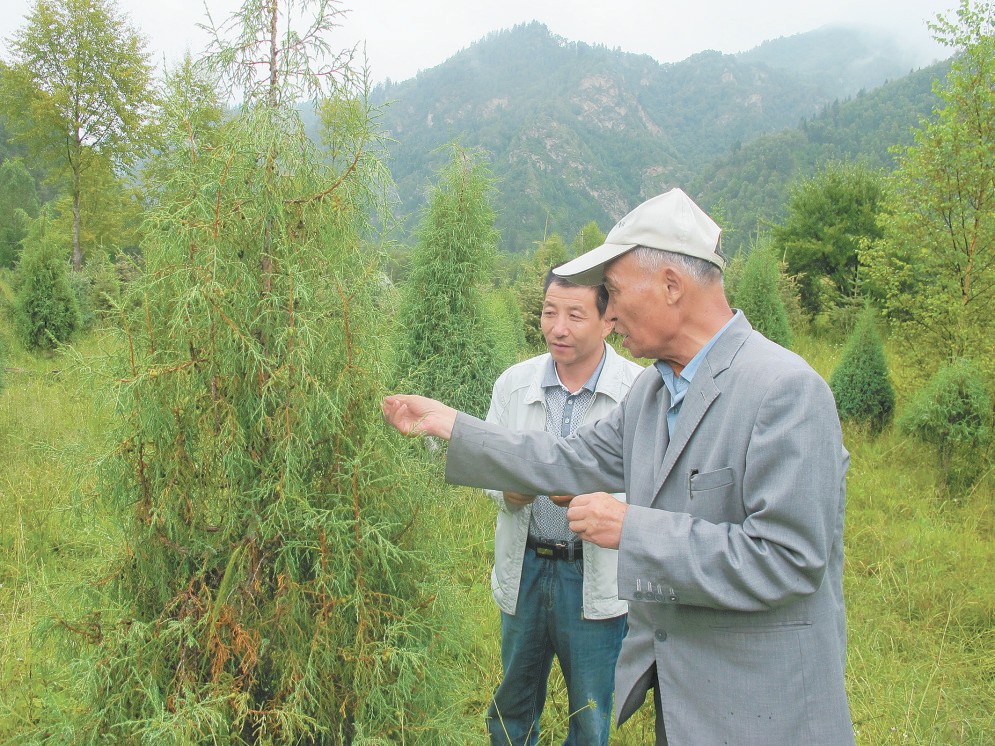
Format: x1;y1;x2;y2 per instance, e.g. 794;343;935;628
829;306;895;432
898;358;992;485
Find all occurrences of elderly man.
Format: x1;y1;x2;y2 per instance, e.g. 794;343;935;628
383;188;854;746
483;267;642;746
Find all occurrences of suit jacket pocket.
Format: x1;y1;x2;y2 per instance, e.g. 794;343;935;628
689;466;734;494
688;467;737;522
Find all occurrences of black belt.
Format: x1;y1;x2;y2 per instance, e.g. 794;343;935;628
527;535;583;561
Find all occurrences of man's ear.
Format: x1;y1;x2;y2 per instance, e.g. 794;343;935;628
661;265;685;304
601;317;615;339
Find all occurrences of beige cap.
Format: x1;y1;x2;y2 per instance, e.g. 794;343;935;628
553;188;724;286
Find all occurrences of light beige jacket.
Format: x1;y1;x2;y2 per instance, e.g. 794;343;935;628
483;343;643;619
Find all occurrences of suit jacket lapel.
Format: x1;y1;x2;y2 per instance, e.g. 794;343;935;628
649;313;753;505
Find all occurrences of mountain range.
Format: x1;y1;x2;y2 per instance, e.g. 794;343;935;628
352;21;952;256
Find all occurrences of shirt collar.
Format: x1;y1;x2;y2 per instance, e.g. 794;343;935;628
655;310;741;388
542;342;607;395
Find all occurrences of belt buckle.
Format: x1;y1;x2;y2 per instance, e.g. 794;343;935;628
554;540;579;561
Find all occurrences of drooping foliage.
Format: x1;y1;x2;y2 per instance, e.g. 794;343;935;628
27;2;477;743
13;212;81;350
731;239;792;349
829;305;895;432
861;0;995;381
898;358;992;485
392;143;513;419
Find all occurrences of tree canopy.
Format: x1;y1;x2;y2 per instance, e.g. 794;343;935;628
862;0;995;380
1;0;156;270
773;161;885;316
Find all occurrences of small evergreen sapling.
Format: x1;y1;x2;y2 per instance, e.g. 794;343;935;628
32;2;479;743
13;212;81;350
731;240;792;349
392;143;512;419
829;306;896;432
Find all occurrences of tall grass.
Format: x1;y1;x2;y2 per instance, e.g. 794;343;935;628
1;323;993;743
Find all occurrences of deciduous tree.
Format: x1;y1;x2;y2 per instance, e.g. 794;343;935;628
898;358;992;486
1;0;156;271
861;0;995;379
571;220;605;259
774;160;885;317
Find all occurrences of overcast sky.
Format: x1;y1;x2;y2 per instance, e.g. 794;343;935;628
0;0;956;84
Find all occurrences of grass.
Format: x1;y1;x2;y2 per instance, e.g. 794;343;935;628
0;318;993;743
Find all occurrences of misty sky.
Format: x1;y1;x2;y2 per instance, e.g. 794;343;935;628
0;0;957;84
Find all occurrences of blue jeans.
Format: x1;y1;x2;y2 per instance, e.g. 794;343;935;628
487;547;627;746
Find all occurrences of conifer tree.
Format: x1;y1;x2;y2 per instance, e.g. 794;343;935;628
732;240;792;349
829;305;895;432
0;158;41;268
32;2;477;743
13;211;81;350
517;234;568;350
393;143;512;419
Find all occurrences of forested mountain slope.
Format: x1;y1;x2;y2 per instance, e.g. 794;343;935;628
356;21;949;253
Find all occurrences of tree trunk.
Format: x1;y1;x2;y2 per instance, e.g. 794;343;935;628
71;135;82;272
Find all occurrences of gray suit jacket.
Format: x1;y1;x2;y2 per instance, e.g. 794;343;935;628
446;314;854;746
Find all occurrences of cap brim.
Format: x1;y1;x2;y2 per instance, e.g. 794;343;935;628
552;242;636;286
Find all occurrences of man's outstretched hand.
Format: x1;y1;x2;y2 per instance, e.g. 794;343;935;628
382;395;458;440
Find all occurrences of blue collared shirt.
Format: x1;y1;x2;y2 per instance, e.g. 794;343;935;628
655;311;740;437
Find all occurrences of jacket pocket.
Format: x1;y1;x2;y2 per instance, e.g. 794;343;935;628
689;466;734;495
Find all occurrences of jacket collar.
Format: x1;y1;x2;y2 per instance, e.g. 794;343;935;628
524;343;630;406
651;312;754;495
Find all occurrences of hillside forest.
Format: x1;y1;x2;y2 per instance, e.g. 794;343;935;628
0;0;993;744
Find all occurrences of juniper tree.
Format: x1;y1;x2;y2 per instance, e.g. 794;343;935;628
829;305;895;432
731;239;792;349
392;143;512;419
30;1;477;743
517;234;569;350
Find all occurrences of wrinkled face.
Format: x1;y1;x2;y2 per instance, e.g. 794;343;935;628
541;282;613;372
603;251;671;361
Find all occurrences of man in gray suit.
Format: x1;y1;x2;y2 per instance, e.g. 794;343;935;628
383;188;854;746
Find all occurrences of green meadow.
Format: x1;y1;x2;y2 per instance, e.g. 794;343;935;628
1;281;992;743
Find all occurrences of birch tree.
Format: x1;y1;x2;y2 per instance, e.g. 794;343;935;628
1;0;156;271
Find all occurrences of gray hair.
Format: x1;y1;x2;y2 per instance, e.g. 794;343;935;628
629;246;724;287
